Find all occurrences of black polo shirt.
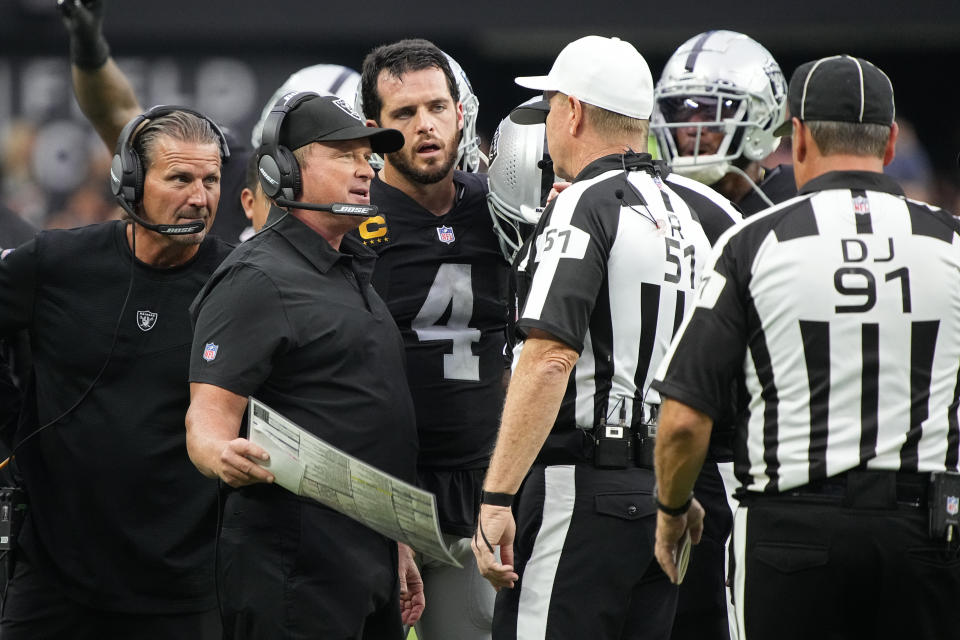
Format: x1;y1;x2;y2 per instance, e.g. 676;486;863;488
189;207;417;482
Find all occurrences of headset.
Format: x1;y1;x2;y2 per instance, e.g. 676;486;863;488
110;105;230;235
257;91;378;218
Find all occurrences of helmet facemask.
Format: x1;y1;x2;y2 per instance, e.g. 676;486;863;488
651;31;786;186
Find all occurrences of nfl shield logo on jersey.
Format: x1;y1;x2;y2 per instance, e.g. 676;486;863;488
852;195;870;215
436;226;455;244
203;343;219;362
136;310;158;331
947;495;959;516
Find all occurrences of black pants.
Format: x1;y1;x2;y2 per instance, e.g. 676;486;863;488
0;555;221;640
671;461;732;640
219;488;402;640
732;471;960;640
492;464;676;640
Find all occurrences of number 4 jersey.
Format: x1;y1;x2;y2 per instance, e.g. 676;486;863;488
360;171;510;470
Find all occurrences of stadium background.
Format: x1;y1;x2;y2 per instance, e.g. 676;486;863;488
0;0;958;227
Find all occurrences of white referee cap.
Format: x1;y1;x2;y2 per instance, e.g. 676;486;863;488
511;36;654;124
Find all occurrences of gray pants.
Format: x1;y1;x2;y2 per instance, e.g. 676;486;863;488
413;535;496;640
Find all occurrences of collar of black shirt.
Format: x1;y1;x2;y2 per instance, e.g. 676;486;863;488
798;170;905;197
263;205;377;276
574;151;655;183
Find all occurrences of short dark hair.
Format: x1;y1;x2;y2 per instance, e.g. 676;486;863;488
360;38;459;124
244;151;260;192
806;121;891;159
133;110;221;170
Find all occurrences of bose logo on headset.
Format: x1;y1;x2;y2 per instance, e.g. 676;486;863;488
333;205;371;214
258;167;279;187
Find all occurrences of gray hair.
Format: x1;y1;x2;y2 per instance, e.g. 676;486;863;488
133;110;222;169
806;121;891;159
582;102;649;141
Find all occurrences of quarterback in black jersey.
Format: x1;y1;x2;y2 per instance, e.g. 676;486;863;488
0;108;231;639
358;39;507;640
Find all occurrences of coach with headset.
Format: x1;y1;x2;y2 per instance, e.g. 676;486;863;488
185;92;422;639
0;106;232;639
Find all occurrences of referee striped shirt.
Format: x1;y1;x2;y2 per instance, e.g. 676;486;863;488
653;170;960;494
514;152;740;436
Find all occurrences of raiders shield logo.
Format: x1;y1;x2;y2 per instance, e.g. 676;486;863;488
137;310;158;332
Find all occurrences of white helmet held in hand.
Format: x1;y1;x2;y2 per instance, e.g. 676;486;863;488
487;97;553;261
652;30;786;185
251;64;361;148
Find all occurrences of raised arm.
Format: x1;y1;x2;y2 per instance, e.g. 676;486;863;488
58;0;141;149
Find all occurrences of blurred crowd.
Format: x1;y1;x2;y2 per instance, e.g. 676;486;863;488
1;117;117;230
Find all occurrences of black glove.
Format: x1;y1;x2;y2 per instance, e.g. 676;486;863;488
56;0;110;70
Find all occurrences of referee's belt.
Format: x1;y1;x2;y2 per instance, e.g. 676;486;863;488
774;470;929;509
534;428;655;469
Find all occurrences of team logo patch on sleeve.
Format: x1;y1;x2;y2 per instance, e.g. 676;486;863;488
436;226;456;244
136;310;158;331
947;495;959;516
203;343;219;362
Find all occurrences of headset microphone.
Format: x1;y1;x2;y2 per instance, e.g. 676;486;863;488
272;198;378;217
113;195;207;235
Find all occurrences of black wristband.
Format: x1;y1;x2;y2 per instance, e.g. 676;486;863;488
481;490;514;507
654;493;693;516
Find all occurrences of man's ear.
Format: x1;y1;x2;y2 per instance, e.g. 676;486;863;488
792;118;807;164
456;101;464;133
240;188;255;221
568;95;584;136
882;121;899;167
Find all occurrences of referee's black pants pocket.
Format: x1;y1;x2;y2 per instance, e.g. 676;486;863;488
736;498;960;640
493;464;676;640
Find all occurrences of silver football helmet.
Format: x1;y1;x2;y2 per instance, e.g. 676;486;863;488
487;97;552;261
251;64;361;148
652;30;787;185
353;51;484;172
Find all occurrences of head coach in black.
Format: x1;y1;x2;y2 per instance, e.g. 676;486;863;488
185;93;421;639
472;36;741;640
652;55;960;640
0;107;232;639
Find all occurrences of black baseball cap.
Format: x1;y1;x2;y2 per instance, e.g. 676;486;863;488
773;55;895;137
281;95;404;153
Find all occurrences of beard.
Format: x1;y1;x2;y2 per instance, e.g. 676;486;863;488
386;130;460;185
